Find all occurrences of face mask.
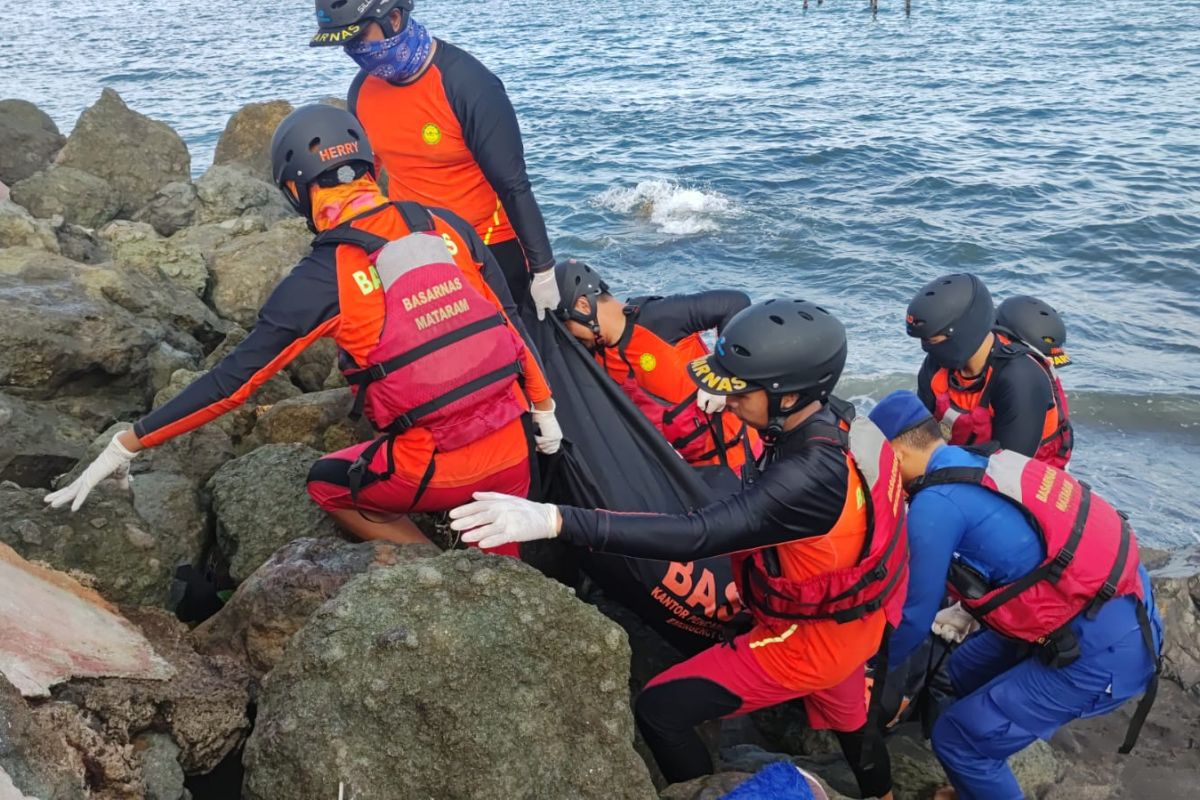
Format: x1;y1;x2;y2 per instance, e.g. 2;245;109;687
309;175;388;232
344;18;432;83
921;337;977;371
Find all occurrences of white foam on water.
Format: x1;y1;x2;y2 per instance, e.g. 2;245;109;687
594;179;737;236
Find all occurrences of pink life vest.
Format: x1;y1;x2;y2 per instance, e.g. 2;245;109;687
732;400;909;632
911;448;1144;644
317;204;526;452
931;335;1073;468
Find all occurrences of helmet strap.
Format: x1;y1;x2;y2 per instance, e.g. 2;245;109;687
763;392;811;442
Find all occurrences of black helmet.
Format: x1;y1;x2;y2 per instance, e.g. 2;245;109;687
270;104;375;231
687;299;847;436
311;0;413;46
554;259;609;339
996;295;1070;367
906;273;994;371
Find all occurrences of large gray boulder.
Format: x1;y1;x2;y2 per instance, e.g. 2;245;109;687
133;180;200;237
212;100;294;180
208;217;312;327
0;676;85;800
247;388;369;453
0;482;176;606
194;164;290;226
0;247;224;403
98;219;209;296
243;551;656;800
0;99;65;185
0;198;59;252
10;165;120;228
193;537;438;687
55;222;110;264
55;89;190;218
207;443;340;583
0;393;94;489
1154;569;1200;694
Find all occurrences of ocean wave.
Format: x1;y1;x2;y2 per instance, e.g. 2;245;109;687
593;180;737;236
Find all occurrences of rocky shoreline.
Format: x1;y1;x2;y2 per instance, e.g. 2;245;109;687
1;90;1198;799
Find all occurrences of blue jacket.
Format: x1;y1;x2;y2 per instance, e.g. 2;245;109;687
890;445;1161;692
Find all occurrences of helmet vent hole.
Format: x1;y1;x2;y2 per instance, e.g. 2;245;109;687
348;129;360;141
732;345;752;356
764;299;777;306
769;315;784;325
307;137;321;153
798;311;814;321
332;0;347;8
925;291;936;296
815;306;828;314
1039;310;1049;316
284;149;294;163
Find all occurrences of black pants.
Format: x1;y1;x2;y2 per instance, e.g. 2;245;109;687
488;238;531;311
635;673;893;796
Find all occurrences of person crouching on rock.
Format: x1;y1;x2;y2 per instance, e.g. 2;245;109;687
449;300;904;800
554;258;761;476
870;390;1161;800
45;104;561;558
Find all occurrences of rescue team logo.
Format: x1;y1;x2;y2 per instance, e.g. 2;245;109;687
318;140;360;162
422;123;442;146
688;357;748;394
311;24;362;44
639;352;657;373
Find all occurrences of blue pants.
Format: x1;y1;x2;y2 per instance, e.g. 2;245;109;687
931;626;1154;800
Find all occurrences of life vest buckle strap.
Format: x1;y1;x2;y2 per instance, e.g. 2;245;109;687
1085;582;1118;620
386;412;415;435
1048;549;1074;582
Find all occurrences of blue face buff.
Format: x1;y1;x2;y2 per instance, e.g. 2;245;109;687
344;18;432;83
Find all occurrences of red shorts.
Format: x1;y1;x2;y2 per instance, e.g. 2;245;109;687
645;630;869;731
306;438;531;559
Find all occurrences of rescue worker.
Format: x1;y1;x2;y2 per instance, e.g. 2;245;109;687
45;105;562;559
907;273;1073;467
310;0;558;316
555;258;761;474
449;300;905;800
996;295;1071;368
870;390;1160;800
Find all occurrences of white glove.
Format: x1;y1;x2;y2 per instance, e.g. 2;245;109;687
531;401;562;454
44;433;138;512
696;388;727;414
931;602;980;644
530;267;561;321
449;492;560;550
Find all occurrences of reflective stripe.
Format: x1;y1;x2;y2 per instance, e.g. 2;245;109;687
749;624;798;649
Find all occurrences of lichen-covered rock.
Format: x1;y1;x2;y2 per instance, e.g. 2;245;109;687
0;247;222;402
134;734;188;800
194;164;289;226
0;482;176;606
0;199;59;251
153;357;299;446
1154;570;1200;694
248;388;369;452
208;217;311;327
192;537;438;686
11;165;120;228
0;393;94;489
146;341;200;395
169;215;266;267
207;444;339;582
285;336;340;393
212;100;294;180
52;607;252;775
0;99;65;185
659;772;754;800
243;550;656;800
98;219;209;296
0;676;85;800
133;180;199;237
55;89;190;218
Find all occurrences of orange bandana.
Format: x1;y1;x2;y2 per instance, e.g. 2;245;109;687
309;175;389;232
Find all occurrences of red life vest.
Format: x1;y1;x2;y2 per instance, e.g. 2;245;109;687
314;202;527;452
602;309;757;471
911;448;1145;644
930;334;1073;467
732;400;909;632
